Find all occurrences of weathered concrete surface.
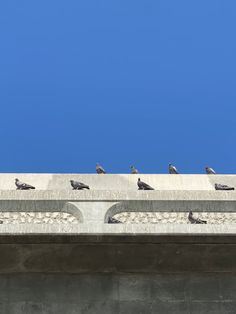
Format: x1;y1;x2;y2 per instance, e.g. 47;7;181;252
0;273;235;314
0;174;235;313
0;190;236;226
0;235;236;313
0;173;235;190
0;235;235;273
0;174;236;229
0;222;236;236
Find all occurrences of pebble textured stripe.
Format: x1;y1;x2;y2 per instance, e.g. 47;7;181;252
1;212;236;224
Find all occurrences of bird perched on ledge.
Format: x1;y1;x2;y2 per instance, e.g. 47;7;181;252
137;178;154;190
205;166;216;174
188;211;207;224
96;163;106;174
169;163;179;174
15;178;35;190
70;180;90;190
215;183;234;191
130;165;139;174
108;217;122;224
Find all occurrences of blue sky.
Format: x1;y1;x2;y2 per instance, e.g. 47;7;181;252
0;1;235;173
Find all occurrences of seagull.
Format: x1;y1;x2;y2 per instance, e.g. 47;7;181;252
130;165;139;174
96;163;106;174
215;183;234;191
188;211;207;224
70;180;90;190
15;178;35;190
137;178;154;190
205;166;216;174
169;163;179;174
108;217;122;224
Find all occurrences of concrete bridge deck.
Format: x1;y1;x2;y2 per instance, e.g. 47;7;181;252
0;174;235;235
0;174;236;313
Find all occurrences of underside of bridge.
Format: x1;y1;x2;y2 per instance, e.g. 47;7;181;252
0;234;235;314
0;174;236;313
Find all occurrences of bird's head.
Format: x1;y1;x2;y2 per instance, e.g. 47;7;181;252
189;210;193;215
70;180;74;183
15;178;19;182
130;165;134;169
169;163;172;167
138;178;140;181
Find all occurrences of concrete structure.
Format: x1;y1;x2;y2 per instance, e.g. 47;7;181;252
0;174;236;313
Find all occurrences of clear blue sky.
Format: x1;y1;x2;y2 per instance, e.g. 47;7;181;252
0;1;235;173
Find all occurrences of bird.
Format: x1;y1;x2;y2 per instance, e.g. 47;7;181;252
137;178;154;190
15;178;35;190
70;180;90;190
169;163;179;174
215;183;234;191
130;165;139;174
205;166;216;174
96;163;106;174
188;211;207;224
108;217;122;224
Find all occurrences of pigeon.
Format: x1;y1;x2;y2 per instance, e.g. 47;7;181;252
15;178;35;190
215;183;234;191
70;180;90;190
169;163;179;174
205;167;216;174
108;217;122;224
130;165;139;174
96;163;106;174
137;178;154;190
188;211;207;224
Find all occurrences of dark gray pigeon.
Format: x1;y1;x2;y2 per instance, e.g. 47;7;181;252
169;163;179;174
188;211;207;224
215;183;234;191
205;166;216;174
130;165;139;174
70;180;90;190
108;217;122;224
137;178;154;190
96;163;106;174
15;178;35;190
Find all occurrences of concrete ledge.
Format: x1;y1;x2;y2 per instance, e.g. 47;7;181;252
0;190;236;201
0;223;236;236
0;174;235;191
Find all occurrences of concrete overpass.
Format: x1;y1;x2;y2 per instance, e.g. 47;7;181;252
0;174;236;313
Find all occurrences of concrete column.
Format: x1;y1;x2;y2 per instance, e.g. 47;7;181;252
64;201;119;223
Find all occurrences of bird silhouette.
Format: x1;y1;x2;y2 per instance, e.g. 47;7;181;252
188;211;207;224
70;180;90;190
96;163;106;174
169;163;179;174
15;178;35;190
137;178;154;190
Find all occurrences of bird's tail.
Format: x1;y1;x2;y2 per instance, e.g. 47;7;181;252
30;186;36;189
